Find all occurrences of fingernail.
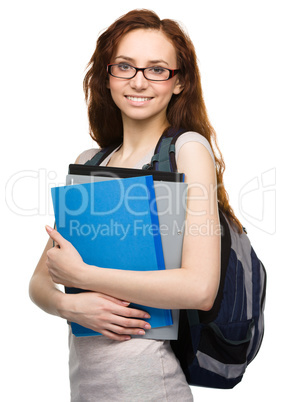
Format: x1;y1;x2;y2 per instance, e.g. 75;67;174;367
45;225;53;233
144;324;151;329
138;330;145;335
121;301;130;306
144;314;150;319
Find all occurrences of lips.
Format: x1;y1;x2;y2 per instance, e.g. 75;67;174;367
125;96;153;102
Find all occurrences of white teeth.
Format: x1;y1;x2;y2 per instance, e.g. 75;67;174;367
127;96;151;102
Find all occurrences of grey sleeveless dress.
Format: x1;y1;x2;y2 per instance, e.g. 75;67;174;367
69;132;215;401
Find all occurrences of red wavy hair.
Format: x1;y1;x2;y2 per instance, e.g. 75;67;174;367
83;9;242;232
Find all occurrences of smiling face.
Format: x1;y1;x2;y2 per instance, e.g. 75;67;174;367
107;29;183;128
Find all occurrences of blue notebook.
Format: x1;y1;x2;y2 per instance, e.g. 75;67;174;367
51;175;172;336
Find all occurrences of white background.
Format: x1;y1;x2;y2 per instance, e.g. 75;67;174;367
1;1;280;401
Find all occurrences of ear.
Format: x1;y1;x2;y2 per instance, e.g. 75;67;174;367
173;79;184;95
106;79;110;89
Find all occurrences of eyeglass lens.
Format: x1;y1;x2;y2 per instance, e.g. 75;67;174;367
110;64;171;81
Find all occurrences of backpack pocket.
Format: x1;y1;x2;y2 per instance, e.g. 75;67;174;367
196;319;254;378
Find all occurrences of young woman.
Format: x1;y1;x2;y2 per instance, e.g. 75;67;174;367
29;9;242;401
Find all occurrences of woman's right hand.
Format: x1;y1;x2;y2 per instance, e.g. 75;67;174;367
57;291;151;341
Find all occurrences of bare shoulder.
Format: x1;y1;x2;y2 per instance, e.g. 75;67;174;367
74;148;100;164
177;141;218;221
177;140;216;185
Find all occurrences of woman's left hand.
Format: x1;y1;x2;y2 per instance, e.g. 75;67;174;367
45;225;87;288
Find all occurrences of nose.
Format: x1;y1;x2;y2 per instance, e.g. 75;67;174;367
129;70;148;90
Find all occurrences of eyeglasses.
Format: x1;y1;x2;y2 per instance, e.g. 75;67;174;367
107;63;179;81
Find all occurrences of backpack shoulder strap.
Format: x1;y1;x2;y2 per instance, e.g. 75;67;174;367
142;127;186;172
84;144;120;166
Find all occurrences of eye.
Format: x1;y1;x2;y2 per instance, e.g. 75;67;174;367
117;63;133;71
148;67;167;75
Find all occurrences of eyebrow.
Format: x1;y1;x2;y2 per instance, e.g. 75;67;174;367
114;56;169;66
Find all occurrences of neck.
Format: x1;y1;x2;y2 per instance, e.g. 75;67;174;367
121;116;169;156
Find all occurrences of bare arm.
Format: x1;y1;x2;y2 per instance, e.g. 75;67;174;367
29;157;152;341
46;142;221;311
29;236;64;316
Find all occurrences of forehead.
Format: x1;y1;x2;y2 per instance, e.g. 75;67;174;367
113;29;177;65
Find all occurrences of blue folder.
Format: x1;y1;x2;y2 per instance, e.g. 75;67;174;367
51;175;173;336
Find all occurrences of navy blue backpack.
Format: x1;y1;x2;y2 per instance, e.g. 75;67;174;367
84;128;267;389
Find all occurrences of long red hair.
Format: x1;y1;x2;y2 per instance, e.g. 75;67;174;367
83;9;242;232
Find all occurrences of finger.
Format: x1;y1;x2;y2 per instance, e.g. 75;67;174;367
115;305;151;320
45;225;67;248
107;322;149;336
112;316;151;332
